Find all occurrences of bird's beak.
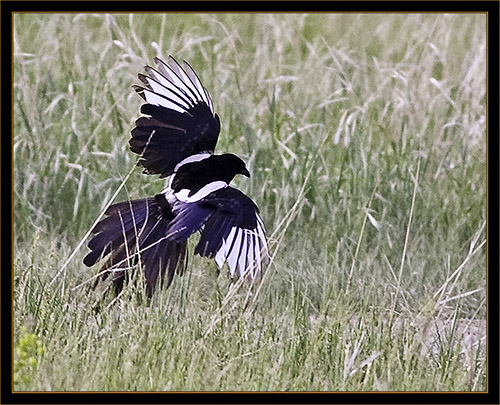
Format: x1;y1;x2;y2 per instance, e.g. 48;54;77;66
241;168;250;178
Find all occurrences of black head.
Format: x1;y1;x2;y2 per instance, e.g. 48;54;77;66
218;153;250;180
171;153;251;193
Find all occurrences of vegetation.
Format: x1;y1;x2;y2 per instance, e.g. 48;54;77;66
13;13;486;391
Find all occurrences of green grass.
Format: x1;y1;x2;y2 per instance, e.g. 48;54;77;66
13;13;486;391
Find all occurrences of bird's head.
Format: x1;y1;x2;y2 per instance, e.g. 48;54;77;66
220;153;250;181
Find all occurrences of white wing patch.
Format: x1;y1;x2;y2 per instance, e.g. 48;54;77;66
214;215;269;279
173;152;211;172
175;181;227;203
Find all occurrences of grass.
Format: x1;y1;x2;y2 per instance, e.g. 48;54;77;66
12;13;487;391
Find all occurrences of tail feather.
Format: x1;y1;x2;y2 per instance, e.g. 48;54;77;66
83;196;186;297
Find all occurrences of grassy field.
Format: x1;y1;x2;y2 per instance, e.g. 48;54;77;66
13;13;487;392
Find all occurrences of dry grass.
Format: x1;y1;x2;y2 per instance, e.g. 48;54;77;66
13;13;486;392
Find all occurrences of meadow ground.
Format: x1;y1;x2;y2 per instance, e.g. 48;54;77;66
13;13;486;391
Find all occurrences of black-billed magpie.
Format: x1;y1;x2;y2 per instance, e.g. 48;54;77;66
83;56;269;297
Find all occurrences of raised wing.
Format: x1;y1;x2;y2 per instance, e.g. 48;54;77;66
130;56;221;177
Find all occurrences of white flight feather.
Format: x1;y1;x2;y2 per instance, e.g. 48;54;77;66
227;229;242;277
215;226;236;268
182;61;213;112
246;232;255;277
146;67;195;104
156;58;201;104
144;76;192;109
252;231;261;275
238;232;248;277
141;89;186;113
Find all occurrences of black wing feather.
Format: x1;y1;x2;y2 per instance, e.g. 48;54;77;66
130;57;221;178
166;200;213;242
195;207;235;257
194;187;269;277
83;199;156;267
83;197;187;297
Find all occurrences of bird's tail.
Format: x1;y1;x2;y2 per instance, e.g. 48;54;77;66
83;195;187;297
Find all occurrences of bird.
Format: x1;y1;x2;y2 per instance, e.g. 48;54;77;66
83;56;269;297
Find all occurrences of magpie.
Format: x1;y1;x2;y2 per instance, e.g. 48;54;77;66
83;56;269;297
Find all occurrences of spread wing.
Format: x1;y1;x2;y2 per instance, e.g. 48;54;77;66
130;56;221;177
83;197;188;297
196;187;269;278
162;186;269;279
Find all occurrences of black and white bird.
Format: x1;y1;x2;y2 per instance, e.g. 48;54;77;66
83;56;269;297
